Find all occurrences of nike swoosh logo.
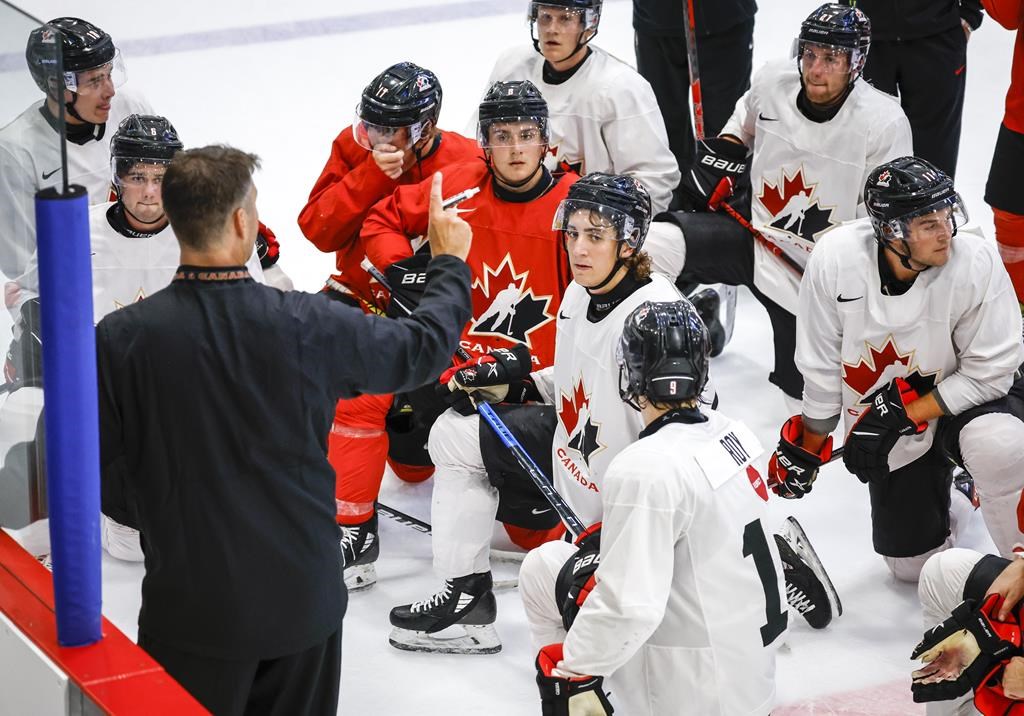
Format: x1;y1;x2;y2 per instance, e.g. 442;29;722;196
837;295;862;303
558;311;570;320
531;507;552;515
758;112;778;121
42;168;61;180
955;64;966;76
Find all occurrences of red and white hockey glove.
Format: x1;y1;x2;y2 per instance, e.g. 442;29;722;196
911;594;1022;703
974;658;1024;714
536;643;614;716
767;416;833;499
555;524;602;630
678;137;748;212
843;377;927;484
255;221;281;269
439;344;535;404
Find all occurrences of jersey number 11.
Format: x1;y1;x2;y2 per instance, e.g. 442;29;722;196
743;519;788;647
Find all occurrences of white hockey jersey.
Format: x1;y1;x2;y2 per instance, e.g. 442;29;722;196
532;273;682;526
478;45;679;215
560;411;784;715
17;202;266;324
721;60;912;314
798;218;1023;472
0;88;153;280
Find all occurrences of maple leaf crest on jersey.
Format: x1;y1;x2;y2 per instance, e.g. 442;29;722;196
558;377;603;467
842;336;941;408
469;255;554;347
758;167;837;244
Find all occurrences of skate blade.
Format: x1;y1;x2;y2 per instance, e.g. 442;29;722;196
344;563;377;592
388;624;502;655
783;516;842;618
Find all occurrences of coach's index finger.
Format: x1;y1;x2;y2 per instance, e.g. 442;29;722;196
429;171;445;221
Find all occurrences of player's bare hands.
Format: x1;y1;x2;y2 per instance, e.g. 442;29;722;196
986;559;1024;621
1002;657;1024;700
427;172;472;261
372;143;407;179
912;633;981;684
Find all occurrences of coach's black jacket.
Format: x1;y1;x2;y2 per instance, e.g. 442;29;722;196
96;255;471;659
840;0;984;41
632;0;757;37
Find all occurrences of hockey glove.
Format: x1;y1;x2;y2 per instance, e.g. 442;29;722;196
536;643;614;716
255;222;281;269
439;344;535;404
767;416;833;499
911;594;1022;703
843;378;927;484
383;252;431;319
974;658;1024;715
555;524;602;630
677;137;748;212
3;298;42;388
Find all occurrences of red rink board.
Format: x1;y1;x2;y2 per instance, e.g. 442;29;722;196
0;530;205;714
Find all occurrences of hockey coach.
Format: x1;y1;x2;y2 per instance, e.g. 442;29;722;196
95;146;473;714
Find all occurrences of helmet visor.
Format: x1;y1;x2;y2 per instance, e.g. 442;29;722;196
793;40;862;76
353;105;425;150
553;198;640;248
530;2;599;32
885;195;969;243
478;118;548;149
65;50;125;94
111;157;170;188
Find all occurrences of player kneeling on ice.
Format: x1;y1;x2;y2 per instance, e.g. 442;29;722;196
769;157;1024;583
528;299;788;715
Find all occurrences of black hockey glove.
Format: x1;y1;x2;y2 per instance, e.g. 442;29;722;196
4;298;43;389
383;252;430;319
843;378;927;484
536;643;614;716
767;416;833;499
677;137;748;212
555;524;602;631
911;594;1022;703
255;221;281;269
439;344;535;404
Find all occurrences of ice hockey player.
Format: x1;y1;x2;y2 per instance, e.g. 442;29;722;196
3;114;269;564
526;299;786;715
337;81;577;591
648;2;911;412
386;173;840;653
297;62;480;588
769;156;1024;583
476;0;679;215
0;17;152;282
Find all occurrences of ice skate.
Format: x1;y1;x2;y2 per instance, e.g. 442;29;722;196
952;467;981;509
340;513;379;592
775;516;842;629
389;572;501;654
688;287;729;357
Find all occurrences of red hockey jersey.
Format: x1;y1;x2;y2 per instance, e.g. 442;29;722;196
984;0;1024;134
297;127;480;304
361;158;577;367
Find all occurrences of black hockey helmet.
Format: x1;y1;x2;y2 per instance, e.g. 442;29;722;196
529;0;602;55
26;17;119;94
865;156;967;245
796;4;870;81
357;62;441;129
111;115;183;183
552;172;652;251
617;300;711;409
477;80;549;147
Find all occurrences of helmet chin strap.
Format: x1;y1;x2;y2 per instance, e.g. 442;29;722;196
117;192;167;228
585;244;628;293
882;238;929;273
486;153;544;190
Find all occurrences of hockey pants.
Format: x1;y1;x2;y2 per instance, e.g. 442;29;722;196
427;408;565;575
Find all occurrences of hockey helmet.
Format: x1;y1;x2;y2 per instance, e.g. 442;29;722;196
529;0;602;55
477;80;549;148
617;300;711;408
354;62;441;150
795;4;870;81
552;172;652;251
110;114;183;184
26;17;124;96
865;156;967;244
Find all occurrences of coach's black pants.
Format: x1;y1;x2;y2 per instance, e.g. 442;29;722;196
139;628;342;716
862;26;968;178
634;19;754;173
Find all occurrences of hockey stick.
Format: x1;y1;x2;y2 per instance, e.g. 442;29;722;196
477;403;586;539
718;202;806;278
680;0;705;141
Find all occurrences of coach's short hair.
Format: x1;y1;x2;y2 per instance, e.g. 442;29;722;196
162;145;261;250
